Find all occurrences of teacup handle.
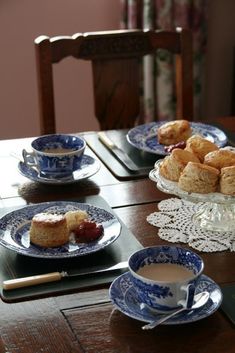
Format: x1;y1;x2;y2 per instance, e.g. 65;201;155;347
180;283;195;309
22;149;37;167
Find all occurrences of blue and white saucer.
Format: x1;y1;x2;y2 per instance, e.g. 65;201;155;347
109;272;222;325
18;155;100;185
127;122;227;155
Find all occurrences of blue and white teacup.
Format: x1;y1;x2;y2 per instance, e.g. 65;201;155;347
22;134;86;178
128;245;204;313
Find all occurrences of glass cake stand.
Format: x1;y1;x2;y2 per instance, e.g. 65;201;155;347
149;160;235;232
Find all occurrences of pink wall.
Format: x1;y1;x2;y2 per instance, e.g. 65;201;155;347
0;0;120;139
1;1;235;139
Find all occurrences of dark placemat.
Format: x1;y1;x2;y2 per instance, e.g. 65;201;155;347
0;195;143;303
85;130;159;180
221;283;235;325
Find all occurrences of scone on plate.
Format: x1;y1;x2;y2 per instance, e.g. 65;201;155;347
30;213;69;248
159;148;200;181
178;162;220;194
157;120;192;146
184;135;218;162
204;149;235;170
220;166;235;195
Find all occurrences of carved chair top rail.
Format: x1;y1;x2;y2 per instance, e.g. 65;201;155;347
35;28;188;63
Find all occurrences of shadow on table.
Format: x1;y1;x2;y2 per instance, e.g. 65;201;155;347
17;179;100;204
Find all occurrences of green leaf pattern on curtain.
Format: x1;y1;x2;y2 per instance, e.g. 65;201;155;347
120;0;208;121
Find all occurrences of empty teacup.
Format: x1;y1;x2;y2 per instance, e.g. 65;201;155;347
128;245;204;312
22;134;86;178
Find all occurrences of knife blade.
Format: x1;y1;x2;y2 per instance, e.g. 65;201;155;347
2;261;128;291
98;131;140;171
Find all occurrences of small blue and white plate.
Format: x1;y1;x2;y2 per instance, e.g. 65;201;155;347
127;122;227;155
18;154;100;185
109;272;222;325
0;201;121;259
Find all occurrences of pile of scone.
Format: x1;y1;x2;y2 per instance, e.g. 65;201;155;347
158;120;235;195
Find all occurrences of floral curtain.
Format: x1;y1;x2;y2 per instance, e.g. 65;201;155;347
120;0;209;122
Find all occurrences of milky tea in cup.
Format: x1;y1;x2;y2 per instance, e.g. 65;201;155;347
128;245;204;312
22;134;86;178
137;262;194;282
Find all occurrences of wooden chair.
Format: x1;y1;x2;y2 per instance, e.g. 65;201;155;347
34;28;193;135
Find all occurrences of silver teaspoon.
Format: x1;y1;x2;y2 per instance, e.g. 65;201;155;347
141;291;210;330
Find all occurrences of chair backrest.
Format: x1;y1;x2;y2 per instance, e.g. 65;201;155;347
34;28;193;135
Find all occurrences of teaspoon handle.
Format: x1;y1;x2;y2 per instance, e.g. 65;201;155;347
142;306;185;330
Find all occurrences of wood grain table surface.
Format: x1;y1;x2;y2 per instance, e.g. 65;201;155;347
0;117;234;353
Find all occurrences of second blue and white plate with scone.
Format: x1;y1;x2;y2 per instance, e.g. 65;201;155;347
127;121;227;155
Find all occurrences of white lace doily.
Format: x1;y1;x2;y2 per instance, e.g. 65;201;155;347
147;198;235;252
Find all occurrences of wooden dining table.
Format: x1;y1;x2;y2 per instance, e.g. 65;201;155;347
0;116;234;353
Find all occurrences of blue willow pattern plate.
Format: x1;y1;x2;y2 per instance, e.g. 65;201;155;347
127;122;227;155
18;155;100;185
109;272;222;325
0;201;121;259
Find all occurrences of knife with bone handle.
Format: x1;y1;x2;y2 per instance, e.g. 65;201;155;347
3;261;128;290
